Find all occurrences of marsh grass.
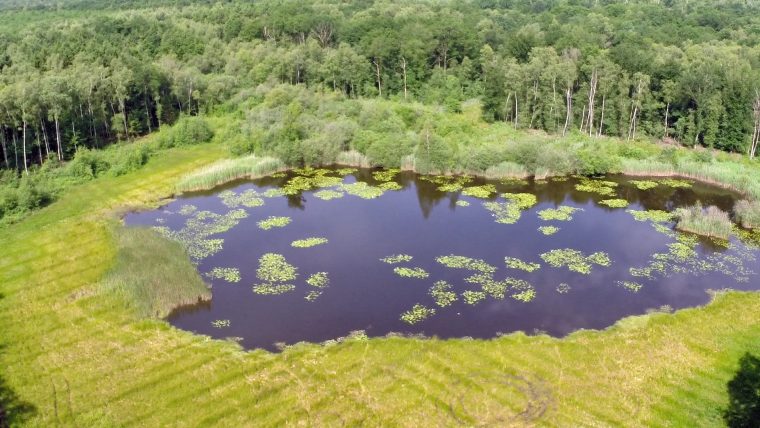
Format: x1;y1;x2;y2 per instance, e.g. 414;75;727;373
674;203;732;239
735;200;760;229
175;155;284;192
101;226;211;318
484;162;530;179
336;150;371;168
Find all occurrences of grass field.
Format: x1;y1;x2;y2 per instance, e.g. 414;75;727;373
1;141;759;426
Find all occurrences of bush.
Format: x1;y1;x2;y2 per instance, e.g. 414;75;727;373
66;148;111;180
575;142;622;176
110;145;150;176
156;116;214;148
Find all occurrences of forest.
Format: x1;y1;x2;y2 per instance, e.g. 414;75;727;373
1;0;760;222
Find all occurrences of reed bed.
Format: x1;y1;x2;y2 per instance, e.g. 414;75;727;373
674;203;733;239
175;155;285;192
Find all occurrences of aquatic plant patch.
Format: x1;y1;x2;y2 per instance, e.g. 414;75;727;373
483;201;522;224
504;257;541;272
313;189;344;200
575;179;618;196
257;216;292;230
400;304;436;324
556;283;571;293
538;206;582;221
306;272;329;288
540;249;612;274
660;178;692;188
291;237;329;248
462;290;486;305
211;320;230;328
616;281;643;292
455;200;470;207
538;226;559;235
627;209;674;223
599;199;629;208
462;184;497;198
252;283;296;295
429;281;458;307
502;193;537;209
436;255;497;274
378;181;403;191
205;267;241;283
340;182;385;199
630;180;659;190
256;253;298;283
154;208;248;260
393;267;430;279
219;189;264;208
334;167;358;176
178;204;198;216
380;254;413;264
372;169;400;182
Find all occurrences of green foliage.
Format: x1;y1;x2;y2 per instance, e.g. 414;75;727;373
257;216;291;230
575;143;622;176
306;272;329;288
538;226;559;235
575;179;618;196
540;249;612;274
205;267;241;283
291;237;328;248
674;203;732;239
176;155;285;192
538;206;582;221
627;209;674;223
505;257;541;272
735;200;760;229
400;304;435;324
599;199;629;208
393;267;429;279
429;281;458;307
157;117;214;148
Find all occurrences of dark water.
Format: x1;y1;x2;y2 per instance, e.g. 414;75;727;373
125;169;760;351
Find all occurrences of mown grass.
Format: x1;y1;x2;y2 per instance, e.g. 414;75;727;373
1;136;760;425
675;204;733;240
101;226;211;318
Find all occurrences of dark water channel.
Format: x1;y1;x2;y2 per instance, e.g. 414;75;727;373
125;168;760;351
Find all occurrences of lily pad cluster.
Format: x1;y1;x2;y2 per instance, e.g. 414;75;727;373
575;179;618;196
291;237;329;248
540;248;612;274
462;184;497;198
257;216;292;230
599;199;629;208
154;208;247;260
219;189;264;208
400;304;436;324
253;253;298;295
538;206;582;221
205;267;241;283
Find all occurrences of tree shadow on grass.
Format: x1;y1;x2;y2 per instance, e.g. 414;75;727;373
724;352;760;428
0;292;36;427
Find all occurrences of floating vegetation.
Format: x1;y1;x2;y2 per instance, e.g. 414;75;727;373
378;181;403;191
400;304;435;324
599;199;629;208
335;167;358;176
205;267;241;283
502;193;537;209
282;170;343;195
291;237;329;248
616;280;643;292
630;180;659;190
652;223;677;238
436;255;496;274
549;176;568;182
556;283;570;294
178;204;197;216
429;281;458;307
380;254;413;264
154;208;247;260
305;290;323;301
306;272;329;288
500;177;529;186
421;174;473;192
256;253;298;282
538;226;559;235
393;266;429;278
455;200;470;207
537;206;582;221
462;184;497;198
252;283;296;295
504;257;541;272
462;290;486;305
661;178;692;188
269;172;287;178
219;189;265;208
512;288;537;303
372;169;400;182
575;179;618;196
257;216;292;230
627;209;674;223
211;320;230;328
340;182;385;199
313;189;344;200
262;188;285;198
482;201;521;224
540;249;612;274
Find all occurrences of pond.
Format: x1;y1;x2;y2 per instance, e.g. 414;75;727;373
125;167;760;351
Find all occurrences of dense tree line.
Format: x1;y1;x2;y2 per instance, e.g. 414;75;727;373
1;0;760;175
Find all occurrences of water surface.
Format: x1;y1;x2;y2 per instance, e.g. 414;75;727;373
125;168;760;351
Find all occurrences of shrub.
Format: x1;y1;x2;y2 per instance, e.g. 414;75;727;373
734;200;760;229
66;148;111;180
674;203;732;239
156;116;214;148
110;145;150;176
576;143;622;175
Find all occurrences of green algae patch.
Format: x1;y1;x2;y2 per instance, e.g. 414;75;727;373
599;199;629;208
538;226;560;235
627;209;674;223
429;281;458;307
575;179;618;196
462;184;497;198
393;267;429;279
540;249;612;274
630;180;659;190
257;216;292;230
291;237;329;248
400;304;435;324
205;267;241;283
538;206;582;221
504;257;541;272
380;254;413;264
